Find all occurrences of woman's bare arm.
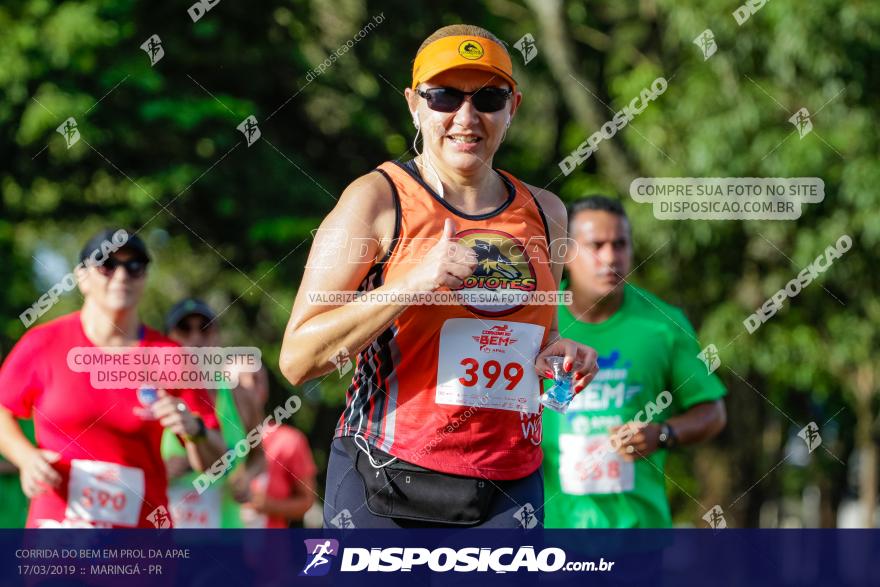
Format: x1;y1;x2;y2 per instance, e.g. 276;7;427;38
0;407;61;497
279;172;476;385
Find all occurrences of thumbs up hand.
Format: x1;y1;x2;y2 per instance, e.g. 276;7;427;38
439;217;456;243
401;218;477;293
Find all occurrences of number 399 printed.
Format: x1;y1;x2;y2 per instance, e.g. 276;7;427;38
458;358;524;390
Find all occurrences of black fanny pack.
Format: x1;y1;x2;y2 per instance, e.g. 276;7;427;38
340;436;496;526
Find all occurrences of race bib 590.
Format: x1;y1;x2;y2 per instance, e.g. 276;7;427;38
65;460;145;527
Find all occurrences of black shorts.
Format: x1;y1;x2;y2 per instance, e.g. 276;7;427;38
322;437;544;529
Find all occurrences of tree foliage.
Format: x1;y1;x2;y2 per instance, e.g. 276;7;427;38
2;0;877;526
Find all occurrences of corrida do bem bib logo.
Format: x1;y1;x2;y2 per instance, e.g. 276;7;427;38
451;229;537;317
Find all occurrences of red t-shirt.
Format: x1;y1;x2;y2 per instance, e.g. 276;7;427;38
257;424;316;529
0;312;219;528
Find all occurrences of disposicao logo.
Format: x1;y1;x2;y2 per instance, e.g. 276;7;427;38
300;539;339;577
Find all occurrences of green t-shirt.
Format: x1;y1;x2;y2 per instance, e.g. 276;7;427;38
0;419;35;528
161;386;247;528
543;283;726;528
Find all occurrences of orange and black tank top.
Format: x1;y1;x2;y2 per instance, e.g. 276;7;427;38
334;159;556;481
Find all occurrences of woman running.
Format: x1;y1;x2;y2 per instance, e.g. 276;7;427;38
280;24;598;528
0;230;224;528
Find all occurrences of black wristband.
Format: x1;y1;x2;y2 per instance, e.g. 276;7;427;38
658;422;677;449
185;416;207;443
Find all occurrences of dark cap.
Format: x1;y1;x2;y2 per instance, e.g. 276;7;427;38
165;298;217;333
79;228;150;265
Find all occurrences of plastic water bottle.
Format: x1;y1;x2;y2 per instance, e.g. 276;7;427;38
540;356;575;414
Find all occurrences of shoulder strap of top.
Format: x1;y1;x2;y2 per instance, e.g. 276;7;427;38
497;170;552;245
370;164;402;266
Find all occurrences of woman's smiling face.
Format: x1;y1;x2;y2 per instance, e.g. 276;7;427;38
406;68;521;173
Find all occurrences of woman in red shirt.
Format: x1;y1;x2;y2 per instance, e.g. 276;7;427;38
0;229;225;528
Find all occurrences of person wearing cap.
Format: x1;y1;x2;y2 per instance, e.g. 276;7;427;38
0;229;224;528
280;24;598;528
164;299;316;529
161;298;251;528
543;196;727;529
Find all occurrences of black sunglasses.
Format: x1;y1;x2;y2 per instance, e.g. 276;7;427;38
173;319;213;334
95;257;149;278
417;87;512;113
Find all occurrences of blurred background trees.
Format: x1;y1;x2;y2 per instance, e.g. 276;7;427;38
2;0;877;526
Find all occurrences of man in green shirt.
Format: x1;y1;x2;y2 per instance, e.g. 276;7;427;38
543;195;727;528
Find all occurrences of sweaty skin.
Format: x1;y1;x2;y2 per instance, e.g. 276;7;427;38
280;67;599;392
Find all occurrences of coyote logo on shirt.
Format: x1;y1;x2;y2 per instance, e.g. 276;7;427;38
473;240;522;280
452;229;537;317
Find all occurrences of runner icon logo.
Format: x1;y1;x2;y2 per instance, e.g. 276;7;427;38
514;33;538;65
693;29;717;60
330;347;353;378
140;34;164;66
697;344;721;374
300;539;339;576
147;506;172;529
702;505;727;530
329;509;355;529
514;503;538;529
237;115;261;147
798;422;822;453
789;108;813;138
56;117;80;149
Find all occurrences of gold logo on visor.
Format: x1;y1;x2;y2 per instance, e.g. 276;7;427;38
458;40;484;60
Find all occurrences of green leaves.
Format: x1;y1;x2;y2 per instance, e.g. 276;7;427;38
1;0;876;524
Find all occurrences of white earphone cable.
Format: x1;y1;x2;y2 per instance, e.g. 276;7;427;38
411;113;445;199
